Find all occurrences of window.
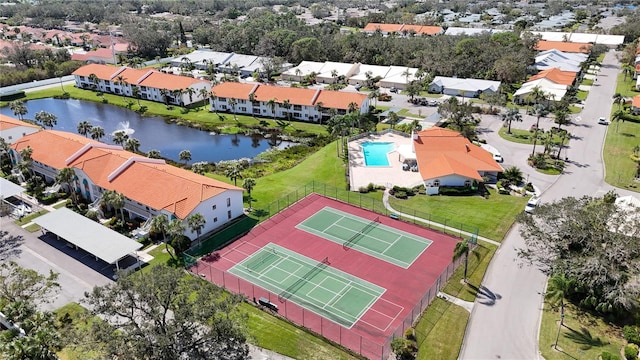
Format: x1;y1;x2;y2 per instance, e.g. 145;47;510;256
218;97;226;102
80;76;85;81
294;112;301;118
240;107;247;112
226;198;231;207
253;109;261;115
227;210;232;219
213;217;218;223
433;179;440;187
464;180;472;187
7;136;12;140
293;105;302;111
212;205;217;210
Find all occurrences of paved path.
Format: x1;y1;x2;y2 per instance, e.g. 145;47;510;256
460;50;630;360
438;292;475;313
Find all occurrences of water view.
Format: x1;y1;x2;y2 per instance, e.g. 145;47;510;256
0;98;292;163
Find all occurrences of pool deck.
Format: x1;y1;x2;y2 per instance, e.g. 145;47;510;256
348;132;423;190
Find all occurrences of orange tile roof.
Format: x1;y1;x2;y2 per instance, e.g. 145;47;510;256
400;24;443;35
632;95;640;109
528;68;577;86
72;63;122;79
636;63;640;72
11;130;241;219
0;114;40;131
363;23;403;33
413;128;502;181
315;90;367;110
72;64;208;90
252;85;316;106
211;82;255;100
71;48;115;62
535;40;592;54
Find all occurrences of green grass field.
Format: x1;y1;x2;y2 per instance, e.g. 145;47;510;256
539;302;625;360
499;127;570;146
388;189;527;241
603;117;640;191
615;72;640;98
414;298;469;360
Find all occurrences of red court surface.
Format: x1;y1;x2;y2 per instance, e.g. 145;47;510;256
190;193;461;359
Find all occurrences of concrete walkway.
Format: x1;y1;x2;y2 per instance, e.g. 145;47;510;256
248;345;295;360
437;291;474;313
381;189;501;247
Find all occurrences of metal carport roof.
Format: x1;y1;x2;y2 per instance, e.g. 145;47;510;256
0;177;25;199
34;208;142;265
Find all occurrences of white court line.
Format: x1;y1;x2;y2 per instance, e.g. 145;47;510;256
380;233;404;253
356;298;405;332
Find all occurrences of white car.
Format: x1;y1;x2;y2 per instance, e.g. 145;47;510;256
493;153;503;163
598;117;609;125
524;197;539;213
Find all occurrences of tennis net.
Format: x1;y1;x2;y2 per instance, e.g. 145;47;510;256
278;256;329;302
343;216;380;250
245;248;279;272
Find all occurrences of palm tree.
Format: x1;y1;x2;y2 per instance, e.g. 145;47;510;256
611;110;625;133
500;107;522;134
179;150;191;165
282;99;291;121
531;104;548;157
88;73;99;91
622;64;635;82
131;86;141;106
77;121;93;137
266;98;278;120
553;109;570;131
124;138;140;153
55;167;76;203
160;88;169;105
546;274;574;349
388;111;399;129
330;69;338;84
147;149;162;159
314;101;324;124
556;131;570;159
186;213;206;238
198;88;210;109
225;161;243;186
150;214;169;242
242;177;256;210
502;166;524;184
90;126;105;141
612;92;624;111
111;191;125;222
228;98;237;121
368;89;380;108
112;131;129;146
114;75;128;101
185;87;195;104
34;111;57;129
453;239;470;283
166;219;186;260
9;100;28;121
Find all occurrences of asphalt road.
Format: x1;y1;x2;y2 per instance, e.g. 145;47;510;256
460;50;635;360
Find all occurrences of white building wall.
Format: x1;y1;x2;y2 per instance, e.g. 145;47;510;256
423;174;470;187
184;189;244;240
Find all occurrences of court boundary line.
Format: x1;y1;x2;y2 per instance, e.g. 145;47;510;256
228;243;388;329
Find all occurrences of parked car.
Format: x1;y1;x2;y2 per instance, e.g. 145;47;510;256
524;197;539;213
354;83;362;90
428;100;438;107
597;117;609;125
390;87;398;93
493;153;504;163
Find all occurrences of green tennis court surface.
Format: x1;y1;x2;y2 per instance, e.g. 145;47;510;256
228;243;385;328
296;207;432;268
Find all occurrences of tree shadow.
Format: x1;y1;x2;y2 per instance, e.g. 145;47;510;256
466;282;502;306
564;326;609;350
619;132;636;138
0;230;24;261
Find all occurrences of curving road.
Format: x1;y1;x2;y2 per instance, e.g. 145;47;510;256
460;50;637;360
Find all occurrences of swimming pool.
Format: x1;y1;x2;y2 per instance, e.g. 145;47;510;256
362;142;393;166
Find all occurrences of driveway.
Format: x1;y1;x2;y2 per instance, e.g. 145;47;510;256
460;50;625;360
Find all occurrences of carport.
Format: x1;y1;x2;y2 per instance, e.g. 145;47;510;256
33;208;143;271
0;177;25;199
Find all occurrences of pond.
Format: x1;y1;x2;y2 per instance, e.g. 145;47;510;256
1;98;292;164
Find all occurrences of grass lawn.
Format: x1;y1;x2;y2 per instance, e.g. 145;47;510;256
14;209;49;226
414;298;469;360
10;86;329;136
53;200;70;209
398;108;424;118
241;303;360;360
539;302;625;360
441;242;498;302
581;79;594;87
143;244;179;271
55;303;105;360
603;117;640;191
577;89;589;100
388;189;527;241
24;223;41;232
499;127;569;146
615;72;640;98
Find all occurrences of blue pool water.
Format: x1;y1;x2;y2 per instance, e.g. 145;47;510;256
362;142;393;166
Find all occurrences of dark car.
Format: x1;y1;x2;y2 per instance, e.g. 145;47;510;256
390;87;398;93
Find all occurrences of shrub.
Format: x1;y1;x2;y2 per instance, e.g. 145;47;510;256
367;183;375;192
625;343;639;359
85;209;99;221
624;326;640;346
358;186;369;193
601;351;621;360
404;328;415;341
101;98;108;104
524;182;535;192
394;191;408;199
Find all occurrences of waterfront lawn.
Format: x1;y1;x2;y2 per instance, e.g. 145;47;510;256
241;303;359;360
603;117;640;191
539;302;624;360
15;86;329;136
388;189;527;241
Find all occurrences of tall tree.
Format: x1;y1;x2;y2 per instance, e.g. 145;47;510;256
124;138;141;153
242;177;256;210
179;150;191;165
612;92;624;111
453;239;470;283
114;75;128;101
77;121;93;137
131;85;141;106
553;109;570;131
501;107;522;134
9;100;28;121
150;214;169;242
83;265;248;360
34;111;57;129
90;126;105;141
225;161;243;186
112;131;129;146
530;104;548;157
166;219;186;259
55;167;76;203
147;149;162;159
186;213;206;238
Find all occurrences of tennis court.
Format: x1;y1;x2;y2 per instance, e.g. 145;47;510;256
228;243;385;328
296;207;432;268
